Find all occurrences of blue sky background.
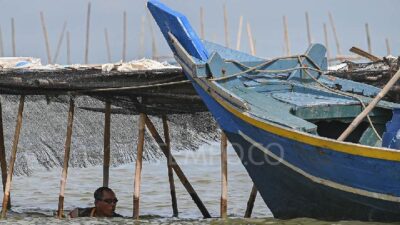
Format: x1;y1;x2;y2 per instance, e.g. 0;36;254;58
0;0;398;64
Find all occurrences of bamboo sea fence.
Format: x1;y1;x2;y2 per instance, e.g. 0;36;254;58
0;1;398;220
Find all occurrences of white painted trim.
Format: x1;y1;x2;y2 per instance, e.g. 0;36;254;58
238;131;400;203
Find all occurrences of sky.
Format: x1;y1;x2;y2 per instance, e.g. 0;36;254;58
0;0;398;64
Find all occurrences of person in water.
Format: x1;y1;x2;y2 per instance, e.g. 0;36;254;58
69;187;122;218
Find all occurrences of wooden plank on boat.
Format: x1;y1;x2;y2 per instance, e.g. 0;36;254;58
349;46;381;62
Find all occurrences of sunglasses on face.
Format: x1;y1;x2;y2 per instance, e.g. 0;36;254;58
99;198;118;204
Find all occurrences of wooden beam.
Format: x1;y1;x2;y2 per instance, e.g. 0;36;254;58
349;46;381;62
305;12;312;46
220;132;228;218
57;98;75;218
338;68;400;141
244;185;257;218
236;16;243;51
122;11;127;62
162;115;178;217
1;96;25;218
133;113;145;219
104;28;112;63
0;99;10;209
328;12;342;55
40;12;52;64
53;21;67;64
84;2;91;64
144;115;211;218
11;18;16;57
283;15;290;56
103;101;111;187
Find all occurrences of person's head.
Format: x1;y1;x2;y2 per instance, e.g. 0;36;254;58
94;187;118;217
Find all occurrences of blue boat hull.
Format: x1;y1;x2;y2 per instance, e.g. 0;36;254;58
226;131;400;221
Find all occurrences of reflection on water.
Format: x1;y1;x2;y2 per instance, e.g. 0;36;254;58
0;143;390;224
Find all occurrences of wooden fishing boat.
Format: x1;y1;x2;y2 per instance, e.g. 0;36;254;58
148;0;400;221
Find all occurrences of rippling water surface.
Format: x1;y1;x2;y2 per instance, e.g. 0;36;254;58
0;143;391;224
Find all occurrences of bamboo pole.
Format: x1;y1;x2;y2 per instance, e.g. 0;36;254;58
246;22;256;56
236;16;243;51
305;12;312;46
328;12;342;55
103;101;111;187
283;15;290;56
84;2;91;64
220;132;228;219
57;98;75;218
146;11;158;60
133;113;145;219
11;18;16;57
244;185;257;218
144;115;211;218
53;21;67;64
200;7;205;40
338;68;400;141
122;11;127;62
323;23;331;61
0;26;4;57
365;23;372;54
104;28;111;63
162;115;178;217
66;31;71;65
0;99;10;209
223;3;230;48
385;38;391;56
1;96;25;218
40;12;52;64
139;16;145;59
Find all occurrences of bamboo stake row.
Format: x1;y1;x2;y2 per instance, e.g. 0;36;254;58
84;2;91;64
104;28;112;63
53;21;67;64
283;15;290;56
122;11;127;62
40;12;52;64
11;18;16;57
0;26;3;57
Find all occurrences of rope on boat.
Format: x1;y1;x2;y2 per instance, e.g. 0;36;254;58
208;54;382;141
296;56;383;141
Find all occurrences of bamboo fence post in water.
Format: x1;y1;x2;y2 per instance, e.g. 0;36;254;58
84;2;91;64
200;7;205;40
323;23;331;61
236;16;243;51
338;68;400;141
220;132;228;218
1;96;25;218
328;12;342;56
385;38;391;56
144;115;211;218
244;185;258;218
365;23;372;54
57;98;75;218
53;21;67;64
0;99;10;209
162;115;178;217
223;3;230;48
246;22;256;56
11;18;16;57
122;11;127;62
133;113;146;219
104;28;111;63
103;101;111;187
40;12;52;64
139;16;145;59
305;12;312;46
66;31;71;65
0;26;4;57
283;15;290;56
